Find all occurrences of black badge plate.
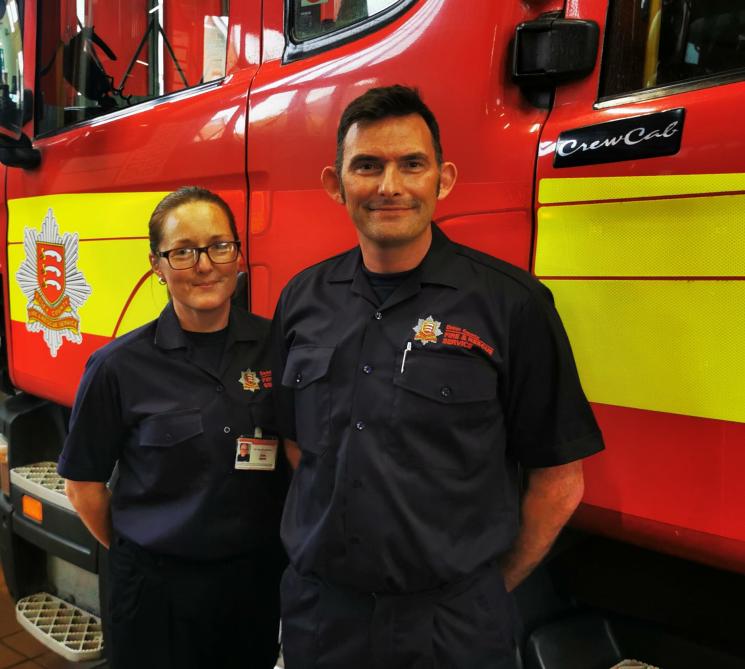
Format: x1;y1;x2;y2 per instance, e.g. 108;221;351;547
554;108;685;168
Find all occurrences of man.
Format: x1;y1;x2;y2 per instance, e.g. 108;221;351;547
272;85;604;669
237;441;251;462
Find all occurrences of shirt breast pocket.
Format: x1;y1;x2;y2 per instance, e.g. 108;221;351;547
135;409;206;493
139;409;204;447
281;345;334;456
390;351;500;474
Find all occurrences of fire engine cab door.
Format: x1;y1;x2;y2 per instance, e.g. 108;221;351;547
244;0;566;316
6;1;261;407
534;2;745;568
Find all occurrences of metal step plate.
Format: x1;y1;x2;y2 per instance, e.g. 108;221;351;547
16;592;103;662
10;461;74;512
612;661;662;669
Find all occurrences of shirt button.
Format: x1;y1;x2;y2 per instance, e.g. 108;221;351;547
216;385;224;392
352;479;363;489
440;386;451;398
295;372;303;383
374;311;382;320
224;426;231;434
362;365;373;374
355;421;366;431
350;536;361;545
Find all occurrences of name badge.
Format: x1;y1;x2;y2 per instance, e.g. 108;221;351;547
235;434;277;471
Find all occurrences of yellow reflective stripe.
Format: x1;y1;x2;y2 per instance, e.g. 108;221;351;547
536;174;745;423
7;192;169;241
544;279;745;424
8;193;169;337
535;194;745;277
8;239;166;336
538;173;745;204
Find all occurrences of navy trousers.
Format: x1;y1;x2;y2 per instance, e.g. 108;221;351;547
280;563;519;669
107;536;283;668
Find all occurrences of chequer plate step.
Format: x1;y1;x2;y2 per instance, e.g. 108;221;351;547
10;461;74;512
16;592;103;662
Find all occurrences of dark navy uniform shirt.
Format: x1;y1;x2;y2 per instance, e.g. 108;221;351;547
59;303;287;559
273;225;603;593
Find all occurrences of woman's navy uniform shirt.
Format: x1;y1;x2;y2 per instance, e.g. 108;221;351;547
59;303;287;559
273;225;604;593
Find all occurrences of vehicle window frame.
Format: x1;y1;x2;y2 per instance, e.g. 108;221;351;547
595;69;745;109
32;78;225;141
32;2;230;140
283;0;418;64
595;0;745;109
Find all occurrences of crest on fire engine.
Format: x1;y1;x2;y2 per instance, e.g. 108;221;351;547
412;315;443;345
15;209;92;357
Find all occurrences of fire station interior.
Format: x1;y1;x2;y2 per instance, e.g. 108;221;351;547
0;0;745;668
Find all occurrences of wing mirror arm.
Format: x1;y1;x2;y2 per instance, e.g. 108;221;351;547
0;90;41;169
0;132;41;169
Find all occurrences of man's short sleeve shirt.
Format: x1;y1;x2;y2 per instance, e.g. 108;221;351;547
272;225;603;592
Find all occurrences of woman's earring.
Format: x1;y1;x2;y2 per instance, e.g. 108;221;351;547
157;276;166;285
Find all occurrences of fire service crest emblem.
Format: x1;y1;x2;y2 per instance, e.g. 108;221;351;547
15;209;92;357
413;315;443;345
239;369;261;392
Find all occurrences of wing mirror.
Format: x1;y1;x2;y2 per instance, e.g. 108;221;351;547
512;15;599;86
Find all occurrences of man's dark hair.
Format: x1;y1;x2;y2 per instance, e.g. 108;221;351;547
335;85;443;175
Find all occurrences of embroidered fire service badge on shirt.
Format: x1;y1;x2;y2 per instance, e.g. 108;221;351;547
239;369;261;392
413;315;443;345
239;369;271;391
15;208;92;357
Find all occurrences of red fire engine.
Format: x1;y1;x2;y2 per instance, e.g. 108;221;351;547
0;0;743;665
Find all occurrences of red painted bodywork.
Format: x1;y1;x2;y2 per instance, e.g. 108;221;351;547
580;404;745;572
6;1;260;406
1;0;742;578
534;1;745;573
247;0;557;313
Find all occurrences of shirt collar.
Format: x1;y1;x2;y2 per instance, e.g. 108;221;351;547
154;302;260;350
417;224;463;289
327;223;463;289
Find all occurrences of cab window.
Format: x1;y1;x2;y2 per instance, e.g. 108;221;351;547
292;0;402;42
0;0;24;138
36;0;229;135
600;0;745;99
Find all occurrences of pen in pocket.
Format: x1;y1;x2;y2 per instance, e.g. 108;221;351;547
401;341;412;374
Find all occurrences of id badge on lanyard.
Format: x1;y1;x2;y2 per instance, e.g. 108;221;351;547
235;427;277;471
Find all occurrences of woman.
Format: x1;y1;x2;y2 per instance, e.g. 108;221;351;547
59;187;287;668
